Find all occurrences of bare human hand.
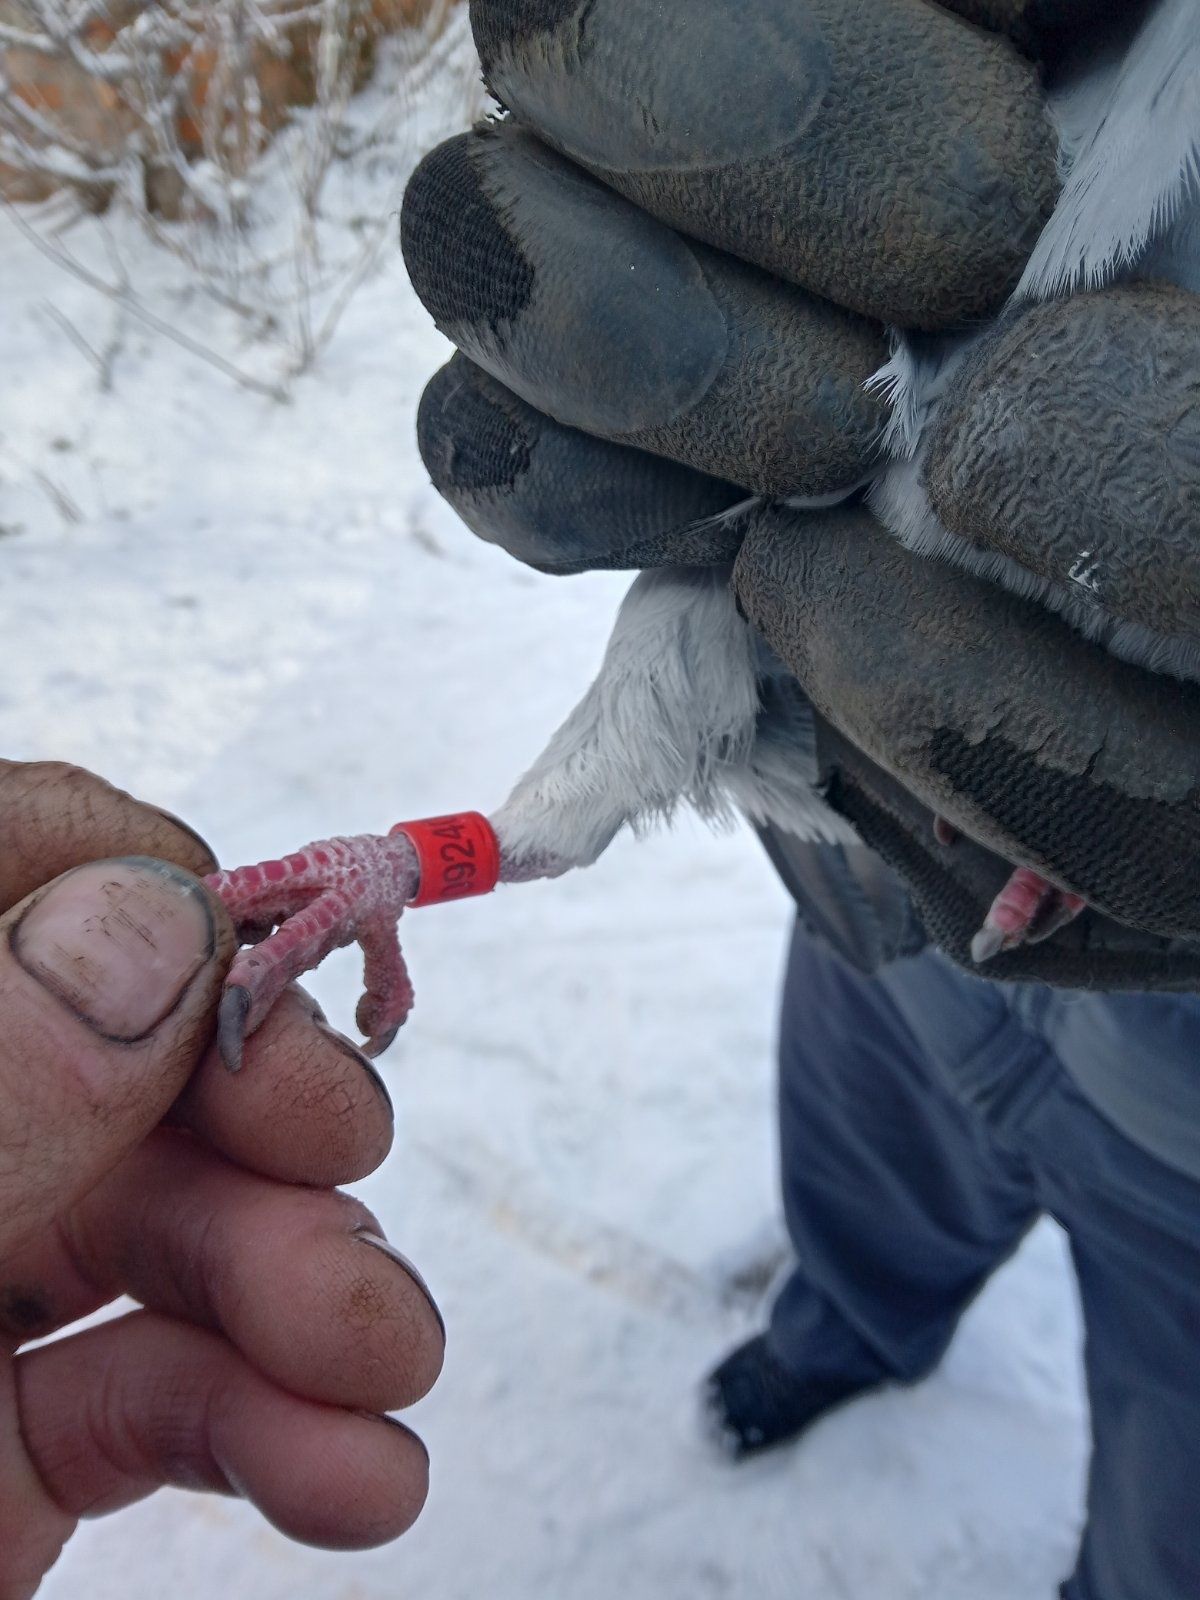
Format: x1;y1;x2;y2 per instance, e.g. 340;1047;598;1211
0;761;443;1599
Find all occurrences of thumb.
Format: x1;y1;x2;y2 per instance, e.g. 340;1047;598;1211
0;857;234;1260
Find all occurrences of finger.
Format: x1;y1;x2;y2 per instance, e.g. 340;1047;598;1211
0;760;217;914
15;1311;429;1546
926;282;1200;674
69;1131;442;1410
175;985;394;1188
0;1130;443;1409
733;503;1200;941
402;124;889;499
469;0;1057;330
0;858;234;1260
0;1356;73;1600
419;354;748;573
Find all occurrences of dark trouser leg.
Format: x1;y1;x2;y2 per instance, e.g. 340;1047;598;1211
769;926;1040;1386
1028;1084;1200;1600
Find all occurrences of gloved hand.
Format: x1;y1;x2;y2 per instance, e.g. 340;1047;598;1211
401;0;1200;984
406;0;1070;560
738;506;1200;988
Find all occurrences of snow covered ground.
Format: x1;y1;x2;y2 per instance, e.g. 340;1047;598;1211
1;19;1087;1597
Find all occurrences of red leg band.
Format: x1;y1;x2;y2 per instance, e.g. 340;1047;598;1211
390;813;501;909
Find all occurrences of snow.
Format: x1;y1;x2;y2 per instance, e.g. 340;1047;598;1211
0;20;1087;1597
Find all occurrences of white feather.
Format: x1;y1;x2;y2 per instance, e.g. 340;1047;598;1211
725;690;860;845
865;329;971;460
493;568;854;872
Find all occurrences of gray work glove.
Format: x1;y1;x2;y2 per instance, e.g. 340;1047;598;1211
402;0;1200;988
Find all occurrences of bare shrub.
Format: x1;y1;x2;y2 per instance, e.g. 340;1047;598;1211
1;0;479;390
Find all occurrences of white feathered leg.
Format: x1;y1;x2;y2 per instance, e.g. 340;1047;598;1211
208;564;855;1064
491;565;856;882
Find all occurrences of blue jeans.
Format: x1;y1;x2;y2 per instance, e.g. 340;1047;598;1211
771;926;1200;1600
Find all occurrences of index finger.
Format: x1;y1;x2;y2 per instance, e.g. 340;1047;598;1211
0;761;217;913
173;985;395;1188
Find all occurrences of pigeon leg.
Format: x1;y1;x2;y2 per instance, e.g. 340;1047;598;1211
206;832;423;1071
355;917;415;1061
971;867;1086;965
207;572;790;1066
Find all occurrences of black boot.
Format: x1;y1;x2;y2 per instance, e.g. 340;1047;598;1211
702;1333;888;1461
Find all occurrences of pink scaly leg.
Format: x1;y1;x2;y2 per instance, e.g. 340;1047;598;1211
206;832;422;1070
971;867;1087;966
932;819;1087;965
207;819;557;1071
356;918;415;1059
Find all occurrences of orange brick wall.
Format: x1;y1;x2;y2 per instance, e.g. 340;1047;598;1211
1;0;460;205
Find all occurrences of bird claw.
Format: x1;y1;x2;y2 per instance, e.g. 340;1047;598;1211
205;832;421;1070
218;985;253;1075
933;815;961;849
362;1025;401;1062
970;866;1086;966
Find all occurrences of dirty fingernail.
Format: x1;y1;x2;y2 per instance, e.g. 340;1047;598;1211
353;1227;445;1343
147;805;218;871
11;857;216;1043
317;1021;394;1121
356;1411;430;1465
299;990;328;1024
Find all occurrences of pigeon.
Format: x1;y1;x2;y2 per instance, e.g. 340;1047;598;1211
207;0;1200;1065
